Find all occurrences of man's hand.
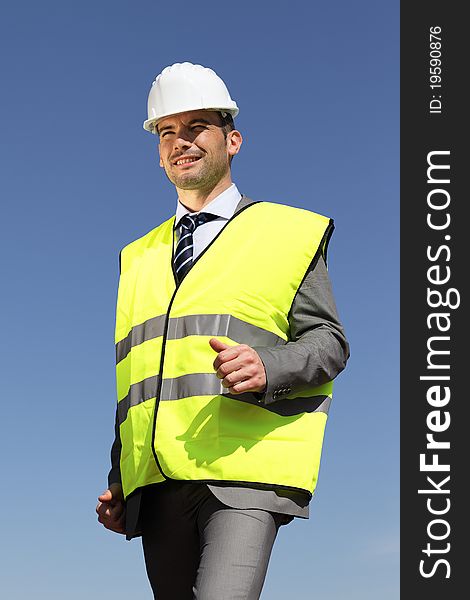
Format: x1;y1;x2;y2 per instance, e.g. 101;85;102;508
210;338;266;394
96;482;126;535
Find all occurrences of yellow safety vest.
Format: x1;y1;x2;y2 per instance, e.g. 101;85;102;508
115;200;334;500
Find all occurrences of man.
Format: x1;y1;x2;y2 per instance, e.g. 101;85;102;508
96;62;349;599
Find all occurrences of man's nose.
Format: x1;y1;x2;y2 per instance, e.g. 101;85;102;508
174;134;192;150
173;126;196;149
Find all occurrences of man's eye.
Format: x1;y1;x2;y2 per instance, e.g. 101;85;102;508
160;131;173;138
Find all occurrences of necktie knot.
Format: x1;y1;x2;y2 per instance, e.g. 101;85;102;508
180;213;198;234
179;212;217;234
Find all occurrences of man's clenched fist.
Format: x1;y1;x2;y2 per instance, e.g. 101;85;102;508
210;338;266;394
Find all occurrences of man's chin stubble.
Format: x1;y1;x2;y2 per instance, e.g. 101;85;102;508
166;166;227;191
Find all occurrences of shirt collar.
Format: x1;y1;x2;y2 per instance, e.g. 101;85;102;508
174;183;241;229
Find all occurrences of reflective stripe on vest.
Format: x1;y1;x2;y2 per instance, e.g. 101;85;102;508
115;201;334;499
117;371;332;428
116;313;286;364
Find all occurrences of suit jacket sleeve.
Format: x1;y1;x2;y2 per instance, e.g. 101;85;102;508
252;255;350;405
108;407;122;487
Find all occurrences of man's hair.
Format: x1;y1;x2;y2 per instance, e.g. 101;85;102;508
219;112;236;165
219;112;235;139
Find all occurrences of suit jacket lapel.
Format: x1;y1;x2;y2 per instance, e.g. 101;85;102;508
234;194;258;214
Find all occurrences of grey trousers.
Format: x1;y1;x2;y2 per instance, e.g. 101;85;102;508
141;481;289;599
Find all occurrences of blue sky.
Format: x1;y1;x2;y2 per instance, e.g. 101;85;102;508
0;1;399;598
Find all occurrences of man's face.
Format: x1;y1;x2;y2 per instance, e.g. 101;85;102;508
157;110;241;192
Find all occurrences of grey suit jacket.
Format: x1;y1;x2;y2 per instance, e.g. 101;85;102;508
108;195;350;539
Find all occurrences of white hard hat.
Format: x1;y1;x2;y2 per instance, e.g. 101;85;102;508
143;62;239;134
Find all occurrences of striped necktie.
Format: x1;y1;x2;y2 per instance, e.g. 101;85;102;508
174;212;218;284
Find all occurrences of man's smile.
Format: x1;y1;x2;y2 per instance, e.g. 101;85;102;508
172;155;203;167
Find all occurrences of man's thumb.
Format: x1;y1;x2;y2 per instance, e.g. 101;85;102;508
98;489;112;502
209;337;230;352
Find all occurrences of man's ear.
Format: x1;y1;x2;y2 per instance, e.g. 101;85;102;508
227;129;243;159
158;144;163;168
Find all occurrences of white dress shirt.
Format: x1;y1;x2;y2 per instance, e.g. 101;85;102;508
173;183;241;259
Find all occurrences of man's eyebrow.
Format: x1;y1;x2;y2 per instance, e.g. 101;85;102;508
158;118;213;135
187;118;213;126
157;123;174;135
